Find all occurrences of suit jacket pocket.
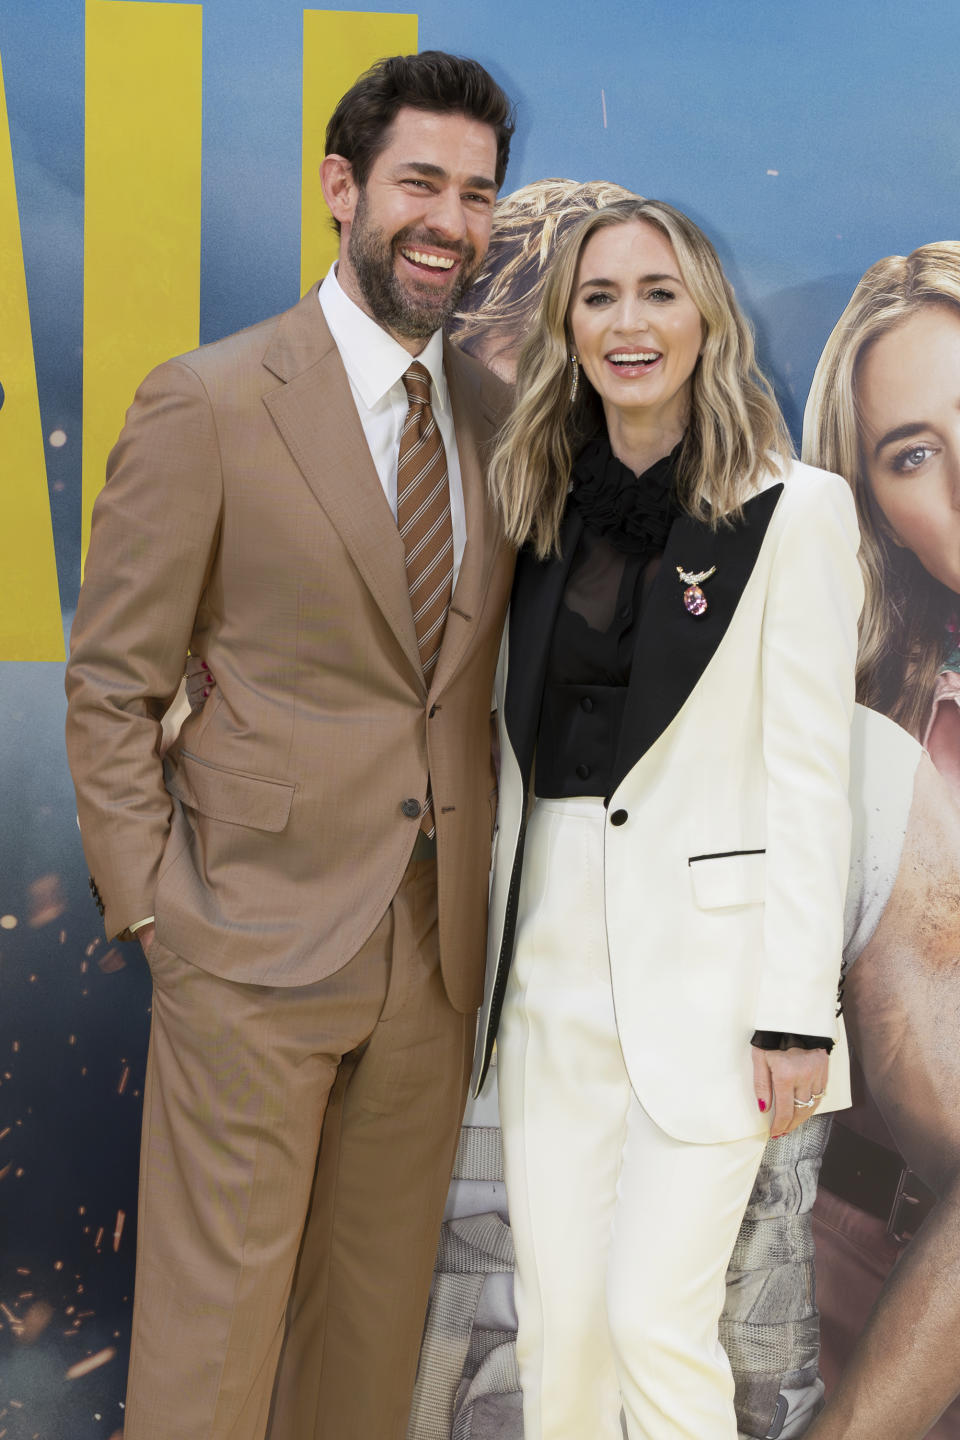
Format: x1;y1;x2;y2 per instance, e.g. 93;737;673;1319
688;849;765;909
167;750;295;832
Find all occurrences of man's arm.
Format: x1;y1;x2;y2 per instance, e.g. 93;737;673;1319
66;358;223;939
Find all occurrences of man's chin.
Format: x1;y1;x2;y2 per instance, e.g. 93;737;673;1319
391;286;461;338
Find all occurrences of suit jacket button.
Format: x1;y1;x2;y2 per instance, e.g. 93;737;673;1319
610;808;628;826
401;798;421;819
575;763;591;781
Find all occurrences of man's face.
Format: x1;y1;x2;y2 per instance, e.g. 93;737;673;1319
334;108;499;348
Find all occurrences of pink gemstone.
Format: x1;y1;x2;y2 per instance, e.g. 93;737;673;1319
683;584;707;616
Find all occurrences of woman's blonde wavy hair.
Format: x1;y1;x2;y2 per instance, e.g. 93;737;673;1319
802;241;960;735
487;198;792;559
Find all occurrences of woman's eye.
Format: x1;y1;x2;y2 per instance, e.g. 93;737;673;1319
892;443;935;472
648;287;675;302
584;292;612;306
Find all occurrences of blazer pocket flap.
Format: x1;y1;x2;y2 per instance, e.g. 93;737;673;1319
168;751;295;832
688;850;765;909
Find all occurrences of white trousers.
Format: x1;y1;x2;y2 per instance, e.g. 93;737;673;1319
497;797;766;1440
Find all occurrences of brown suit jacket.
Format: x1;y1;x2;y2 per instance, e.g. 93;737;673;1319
65;286;514;1011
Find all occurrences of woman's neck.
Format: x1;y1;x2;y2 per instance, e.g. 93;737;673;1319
604;408;686;478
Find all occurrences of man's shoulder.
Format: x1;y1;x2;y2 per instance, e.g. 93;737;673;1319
164;286;331;389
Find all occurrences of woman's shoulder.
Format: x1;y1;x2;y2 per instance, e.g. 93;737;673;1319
754;453;858;532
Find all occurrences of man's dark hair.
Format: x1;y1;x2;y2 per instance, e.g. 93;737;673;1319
325;51;515;228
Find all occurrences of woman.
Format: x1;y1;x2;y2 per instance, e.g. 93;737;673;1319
472;197;862;1439
801;242;960;1440
803;242;960;798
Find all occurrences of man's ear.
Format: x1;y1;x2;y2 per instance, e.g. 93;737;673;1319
321;154;359;229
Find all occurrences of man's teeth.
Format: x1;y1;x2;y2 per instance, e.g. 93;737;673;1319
609;351;659;364
402;249;456;269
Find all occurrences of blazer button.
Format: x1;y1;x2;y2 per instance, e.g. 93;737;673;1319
401;798;421;819
575;763;591;781
610;809;628;826
580;696;594;713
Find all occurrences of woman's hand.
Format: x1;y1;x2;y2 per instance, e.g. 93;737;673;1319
753;1046;828;1138
185;654;215;711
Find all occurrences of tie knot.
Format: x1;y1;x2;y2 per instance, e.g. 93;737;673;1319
403;362;432;407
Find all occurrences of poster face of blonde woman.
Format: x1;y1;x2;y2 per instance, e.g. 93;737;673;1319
854;303;960;795
858;304;960;597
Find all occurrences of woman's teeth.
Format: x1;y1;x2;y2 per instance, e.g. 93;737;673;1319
609;351;659;365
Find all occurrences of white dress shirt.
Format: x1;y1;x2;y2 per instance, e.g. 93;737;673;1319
318;264;467;586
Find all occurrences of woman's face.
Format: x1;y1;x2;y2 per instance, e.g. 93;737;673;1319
858;302;960;596
567;220;703;434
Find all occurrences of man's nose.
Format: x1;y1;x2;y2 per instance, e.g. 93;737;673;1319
425;186;468;242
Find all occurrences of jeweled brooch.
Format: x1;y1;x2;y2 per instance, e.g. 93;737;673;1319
676;564;717;617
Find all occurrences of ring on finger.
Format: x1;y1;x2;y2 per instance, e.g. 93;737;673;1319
792;1095;817;1109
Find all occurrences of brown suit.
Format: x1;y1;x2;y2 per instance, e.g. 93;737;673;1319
65;286;514;1439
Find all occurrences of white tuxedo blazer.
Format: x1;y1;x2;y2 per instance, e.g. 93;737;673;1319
474;457;863;1143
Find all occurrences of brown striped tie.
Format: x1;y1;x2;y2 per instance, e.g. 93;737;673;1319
397;361;453;836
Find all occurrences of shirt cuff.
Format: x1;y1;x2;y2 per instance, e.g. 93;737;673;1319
129;916;155;933
750;1030;834;1055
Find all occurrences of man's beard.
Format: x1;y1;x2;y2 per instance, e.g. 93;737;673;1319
348;190;480;340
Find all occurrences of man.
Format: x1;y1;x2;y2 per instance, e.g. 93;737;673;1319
65;51;515;1440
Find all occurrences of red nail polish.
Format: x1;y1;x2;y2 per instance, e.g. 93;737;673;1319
203;687;210;697
758;1099;767;1112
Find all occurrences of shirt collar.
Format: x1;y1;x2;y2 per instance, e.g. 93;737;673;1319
318;264;449;414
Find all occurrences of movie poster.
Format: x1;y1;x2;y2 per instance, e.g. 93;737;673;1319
2;2;959;1436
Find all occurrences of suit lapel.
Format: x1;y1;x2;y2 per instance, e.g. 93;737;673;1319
504;505;584;785
261;289;424;689
609;482;783;793
429;341;504;696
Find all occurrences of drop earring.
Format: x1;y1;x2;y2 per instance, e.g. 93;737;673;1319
569;353;580;404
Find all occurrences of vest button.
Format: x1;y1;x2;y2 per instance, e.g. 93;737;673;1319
610;809;628;826
401;798;422;819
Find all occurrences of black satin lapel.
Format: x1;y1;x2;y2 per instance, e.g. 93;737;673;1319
610;483;784;793
504;506;584;783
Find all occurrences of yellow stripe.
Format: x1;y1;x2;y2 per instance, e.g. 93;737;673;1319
301;9;418;292
0;48;64;659
82;0;202;566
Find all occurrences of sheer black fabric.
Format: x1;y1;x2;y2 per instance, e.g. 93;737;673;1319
533;440;676;801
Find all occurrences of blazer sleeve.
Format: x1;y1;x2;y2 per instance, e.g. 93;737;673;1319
65;358;223;940
753;467;863;1038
